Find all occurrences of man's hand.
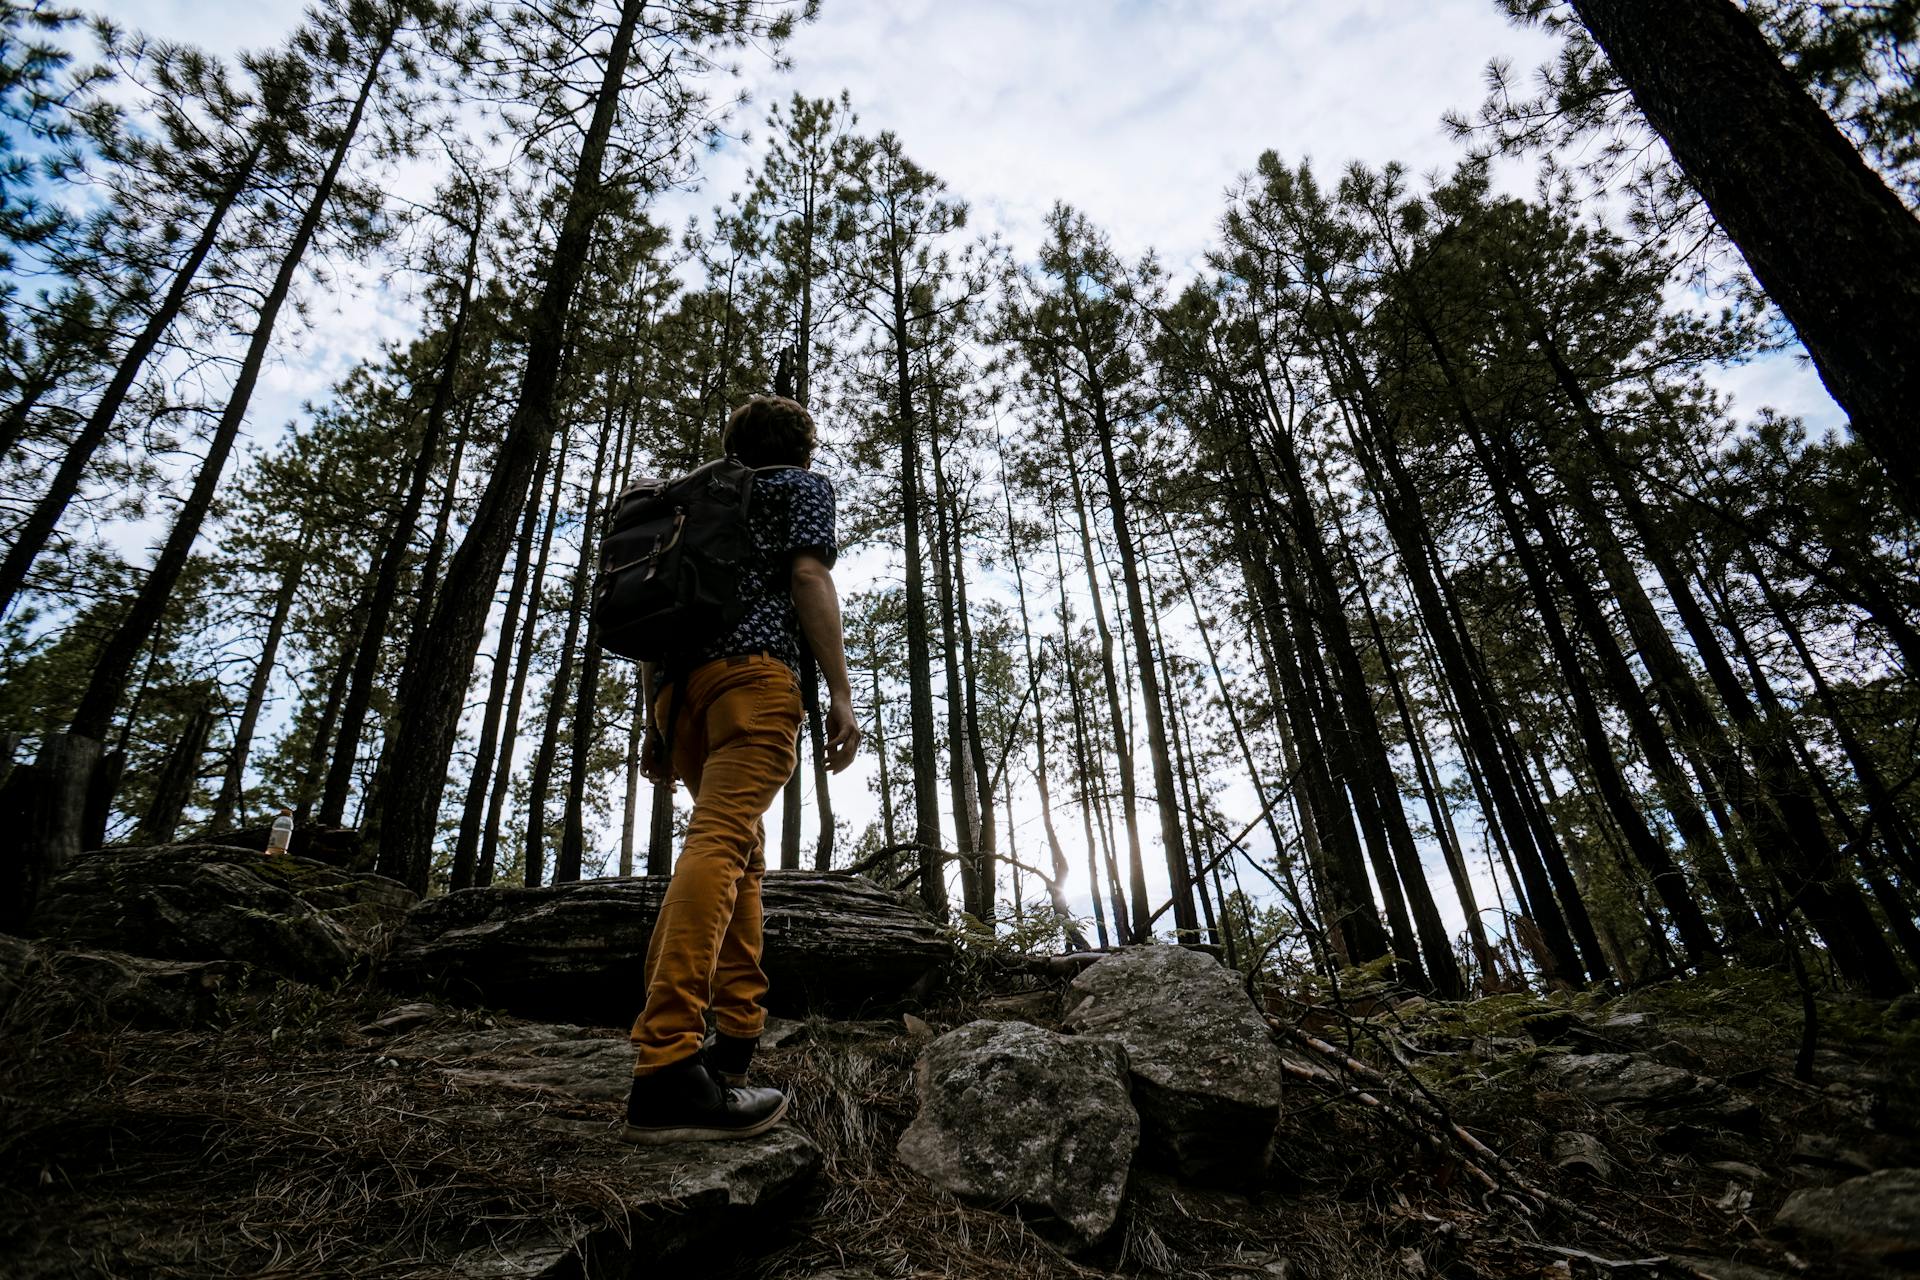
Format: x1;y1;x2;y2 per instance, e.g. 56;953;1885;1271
640;726;672;787
823;696;861;773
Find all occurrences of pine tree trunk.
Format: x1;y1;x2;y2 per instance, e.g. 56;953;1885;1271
0;135;266;616
132;694;215;845
1057;392;1150;942
480;419;572;888
377;0;649;892
1753;555;1920;882
808;700;835;870
1348;547;1498;985
928;410;978;909
1340;405;1587;986
1004;444;1090;950
1231;501;1391;968
888;240;946;918
530;404;614;886
869;653;896;850
321;251;475;828
69;38;391;742
779;753;803;870
559;376;637;883
450;431;553;891
951;456;998;922
1463;415;1721;966
294;598;364;824
209;531;305;831
620;682;643;878
646;782;675;876
1079;372;1198;940
1050;497;1120;946
1250;376;1458;991
1567;0;1920;515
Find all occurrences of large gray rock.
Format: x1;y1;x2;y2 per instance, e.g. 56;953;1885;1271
29;844;415;985
1775;1168;1920;1266
382;871;950;1026
0;934;240;1029
898;1019;1138;1248
1063;945;1282;1186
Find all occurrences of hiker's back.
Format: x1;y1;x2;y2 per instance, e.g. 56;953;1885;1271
594;458;835;676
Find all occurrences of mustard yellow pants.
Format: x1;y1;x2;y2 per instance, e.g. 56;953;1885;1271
631;654;800;1075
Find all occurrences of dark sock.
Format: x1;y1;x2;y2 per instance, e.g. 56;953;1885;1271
709;1032;759;1079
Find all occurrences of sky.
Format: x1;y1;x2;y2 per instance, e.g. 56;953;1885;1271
96;0;1846;941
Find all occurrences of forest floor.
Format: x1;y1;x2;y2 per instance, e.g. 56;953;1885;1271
2;957;1916;1278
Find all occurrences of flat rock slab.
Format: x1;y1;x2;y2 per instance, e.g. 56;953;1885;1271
0;934;240;1029
381;1019;822;1276
1063;945;1282;1186
30;844;415;985
382;872;950;1026
1775;1167;1920;1266
1550;1053;1760;1126
899;1019;1138;1248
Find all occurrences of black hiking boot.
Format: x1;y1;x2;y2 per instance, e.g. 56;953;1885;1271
622;1054;787;1145
707;1032;759;1088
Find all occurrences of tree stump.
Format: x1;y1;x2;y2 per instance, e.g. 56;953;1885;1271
3;733;105;931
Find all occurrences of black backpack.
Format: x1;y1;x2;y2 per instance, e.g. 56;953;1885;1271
593;456;795;665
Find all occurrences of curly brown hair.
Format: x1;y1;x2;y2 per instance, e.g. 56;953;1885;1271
722;395;816;468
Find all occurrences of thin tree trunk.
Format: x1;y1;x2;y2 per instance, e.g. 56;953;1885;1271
1250;371;1457;991
533;400;615;886
321;238;477;828
480;419;572;888
0;135;266;616
1003;438;1089;949
952;462;998;923
870;649;896;850
1050;494;1121;945
621;681;643;878
1057;387;1149;941
1077;368;1198;940
888;238;946;918
210;529;306;831
560;362;641;883
1464;416;1720;966
132;694;215;845
450;432;553;890
808;700;835;870
69;37;391;741
928;405;978;908
294;597;364;825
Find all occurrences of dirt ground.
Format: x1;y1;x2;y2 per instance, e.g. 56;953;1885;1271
2;962;1915;1279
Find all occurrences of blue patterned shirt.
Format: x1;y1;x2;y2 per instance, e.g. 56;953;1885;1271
688;466;837;677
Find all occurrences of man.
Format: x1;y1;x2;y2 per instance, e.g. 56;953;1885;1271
624;394;861;1144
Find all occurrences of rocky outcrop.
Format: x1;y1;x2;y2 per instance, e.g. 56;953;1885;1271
0;934;239;1029
1063;945;1282;1186
29;844;415;985
376;1013;822;1276
899;1019;1138;1248
382;871;950;1026
1775;1168;1920;1268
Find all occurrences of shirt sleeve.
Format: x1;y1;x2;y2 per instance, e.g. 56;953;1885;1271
784;470;837;569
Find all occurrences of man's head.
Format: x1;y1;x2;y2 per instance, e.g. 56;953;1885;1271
722;395;816;469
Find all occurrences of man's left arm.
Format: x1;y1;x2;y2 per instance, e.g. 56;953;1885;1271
790;552;860;772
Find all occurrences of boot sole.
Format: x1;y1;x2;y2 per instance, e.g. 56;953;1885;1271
620;1091;790;1145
